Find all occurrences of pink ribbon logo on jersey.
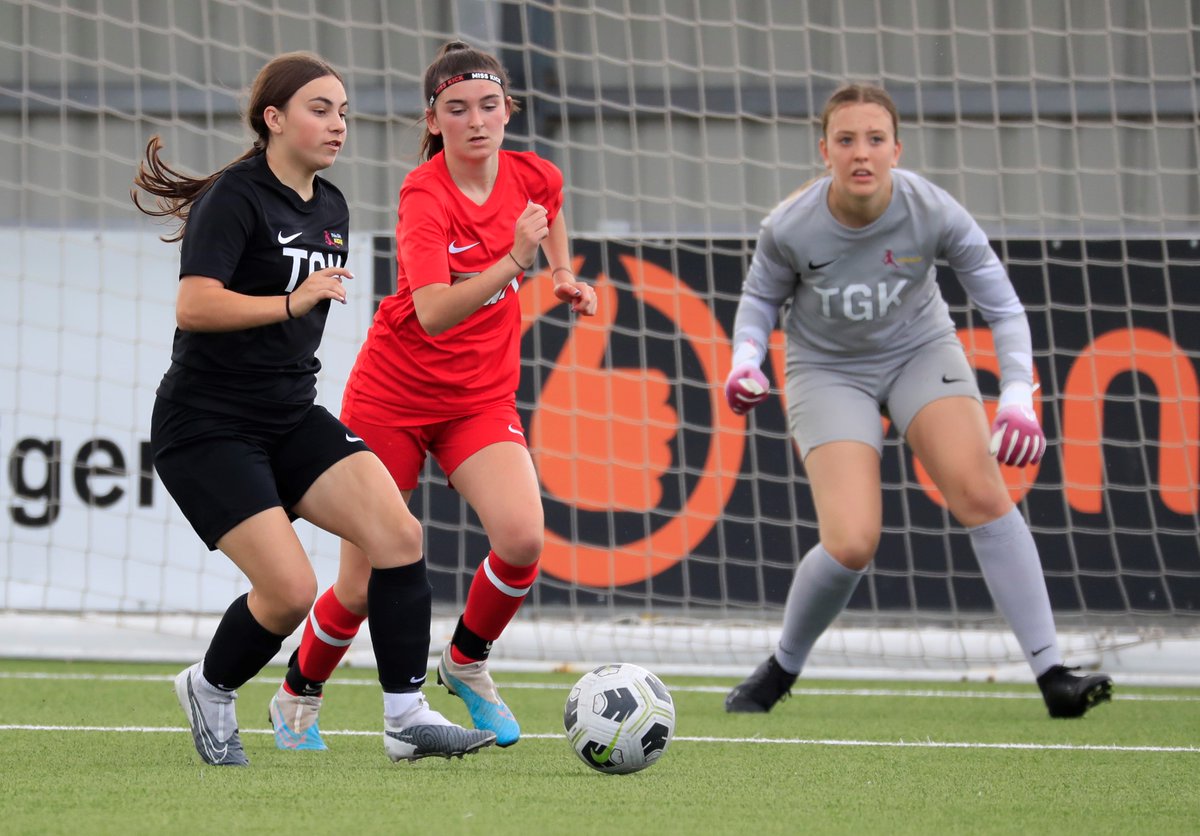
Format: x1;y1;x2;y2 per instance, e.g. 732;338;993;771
883;249;898;267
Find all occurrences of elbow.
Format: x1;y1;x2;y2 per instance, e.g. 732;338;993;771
175;308;201;332
414;310;447;337
175;300;214;332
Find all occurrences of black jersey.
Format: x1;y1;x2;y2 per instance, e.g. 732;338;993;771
156;152;349;425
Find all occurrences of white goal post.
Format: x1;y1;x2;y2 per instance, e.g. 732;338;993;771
2;0;1197;683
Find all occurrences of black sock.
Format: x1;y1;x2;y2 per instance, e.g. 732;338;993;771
451;615;493;661
367;560;432;694
283;649;324;697
202;593;287;691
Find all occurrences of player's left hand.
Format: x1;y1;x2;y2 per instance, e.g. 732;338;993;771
554;280;598;315
989;404;1045;467
290;266;354;316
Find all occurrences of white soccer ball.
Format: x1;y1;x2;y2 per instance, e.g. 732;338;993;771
563;662;676;774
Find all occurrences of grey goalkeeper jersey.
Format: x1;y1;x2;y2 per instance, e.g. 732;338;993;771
739;168;1032;384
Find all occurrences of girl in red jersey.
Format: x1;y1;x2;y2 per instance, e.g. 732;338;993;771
270;41;596;749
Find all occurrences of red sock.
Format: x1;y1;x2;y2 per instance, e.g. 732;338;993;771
284;587;365;694
451;550;538;664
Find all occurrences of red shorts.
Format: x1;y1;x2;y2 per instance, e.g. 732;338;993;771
342;400;527;491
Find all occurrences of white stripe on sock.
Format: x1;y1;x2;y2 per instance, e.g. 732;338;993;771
482;558;531;598
309;609;355;648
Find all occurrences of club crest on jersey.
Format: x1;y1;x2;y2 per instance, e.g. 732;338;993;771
324;230;345;248
883;249;922;268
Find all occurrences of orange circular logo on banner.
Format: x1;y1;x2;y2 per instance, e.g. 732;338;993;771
519;256;746;587
915;327;1044;505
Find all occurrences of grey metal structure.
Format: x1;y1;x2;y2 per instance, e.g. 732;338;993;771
1;0;1196;236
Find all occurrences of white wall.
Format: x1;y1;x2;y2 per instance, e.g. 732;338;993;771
0;230;375;612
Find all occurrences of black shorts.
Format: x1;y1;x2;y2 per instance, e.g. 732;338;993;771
151;399;370;550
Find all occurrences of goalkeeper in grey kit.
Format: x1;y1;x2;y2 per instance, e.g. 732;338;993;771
723;83;1112;718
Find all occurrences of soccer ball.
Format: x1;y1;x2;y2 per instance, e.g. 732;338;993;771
563;662;676;775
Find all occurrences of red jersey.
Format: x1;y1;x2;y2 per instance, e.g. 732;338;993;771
343;150;563;425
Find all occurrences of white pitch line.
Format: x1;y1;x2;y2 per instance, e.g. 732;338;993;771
0;724;1196;753
1;671;1195;702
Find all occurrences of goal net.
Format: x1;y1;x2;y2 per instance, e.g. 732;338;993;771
2;0;1197;682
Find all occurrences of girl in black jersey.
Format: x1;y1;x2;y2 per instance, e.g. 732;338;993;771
132;51;494;766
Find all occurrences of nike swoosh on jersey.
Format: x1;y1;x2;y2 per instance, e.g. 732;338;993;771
449;240;481;253
808;258;839;270
278;231;303;244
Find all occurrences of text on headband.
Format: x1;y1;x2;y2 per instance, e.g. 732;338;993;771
428;72;504;107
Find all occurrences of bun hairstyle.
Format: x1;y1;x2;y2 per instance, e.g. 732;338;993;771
419;40;520;162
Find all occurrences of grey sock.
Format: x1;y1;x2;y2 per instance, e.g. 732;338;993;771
969;506;1063;676
774;543;866;676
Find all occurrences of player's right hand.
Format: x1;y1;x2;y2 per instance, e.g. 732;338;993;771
724;364;770;415
511;201;548;268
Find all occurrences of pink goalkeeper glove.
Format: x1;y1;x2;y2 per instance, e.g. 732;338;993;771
724;364;770;415
990;400;1045;467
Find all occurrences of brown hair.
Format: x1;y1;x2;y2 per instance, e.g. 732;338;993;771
132;51;343;241
419;40;519;163
820;83;900;140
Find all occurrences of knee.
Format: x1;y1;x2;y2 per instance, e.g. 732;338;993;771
822;531;879;571
492;526;544;567
949;481;1013;528
262;576;318;631
349;504;424;559
367;512;424;567
335;581;370;614
391;512;424;559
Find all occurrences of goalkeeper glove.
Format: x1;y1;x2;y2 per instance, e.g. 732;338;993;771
725;364;770;415
989;381;1045;467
